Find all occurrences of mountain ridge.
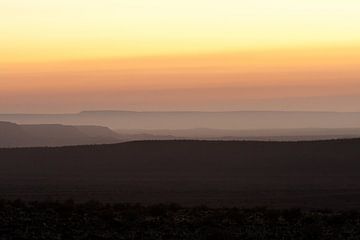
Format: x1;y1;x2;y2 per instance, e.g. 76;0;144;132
3;110;360;129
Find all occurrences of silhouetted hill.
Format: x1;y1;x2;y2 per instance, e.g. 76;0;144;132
2;139;360;208
2;110;360;129
0;121;34;146
0;122;121;147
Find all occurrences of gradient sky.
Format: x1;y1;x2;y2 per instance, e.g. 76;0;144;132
1;0;360;112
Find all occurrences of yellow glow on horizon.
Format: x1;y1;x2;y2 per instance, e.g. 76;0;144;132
1;0;360;63
2;47;360;94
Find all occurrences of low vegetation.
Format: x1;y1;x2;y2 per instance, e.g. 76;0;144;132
1;199;360;239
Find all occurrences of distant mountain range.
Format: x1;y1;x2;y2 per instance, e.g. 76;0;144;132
2;110;360;129
3;119;360;147
117;128;360;141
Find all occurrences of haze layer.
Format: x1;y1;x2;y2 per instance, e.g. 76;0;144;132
1;0;360;112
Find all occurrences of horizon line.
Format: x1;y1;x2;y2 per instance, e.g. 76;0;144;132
2;109;360;115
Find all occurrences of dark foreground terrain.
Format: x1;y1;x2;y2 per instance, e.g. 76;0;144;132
1;140;360;209
1;200;360;240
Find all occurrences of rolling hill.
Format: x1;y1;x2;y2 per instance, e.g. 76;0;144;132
1;139;360;208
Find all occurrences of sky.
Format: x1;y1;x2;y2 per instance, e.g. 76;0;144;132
1;0;360;113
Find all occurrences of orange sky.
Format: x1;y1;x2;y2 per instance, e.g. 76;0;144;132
1;0;360;112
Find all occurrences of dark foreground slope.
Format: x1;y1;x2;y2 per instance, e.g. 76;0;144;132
2;200;360;240
1;140;360;208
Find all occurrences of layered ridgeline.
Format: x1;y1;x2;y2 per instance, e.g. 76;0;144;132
3;120;360;147
117;128;360;141
1;139;360;208
2;111;360;129
3;111;360;145
0;121;120;147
